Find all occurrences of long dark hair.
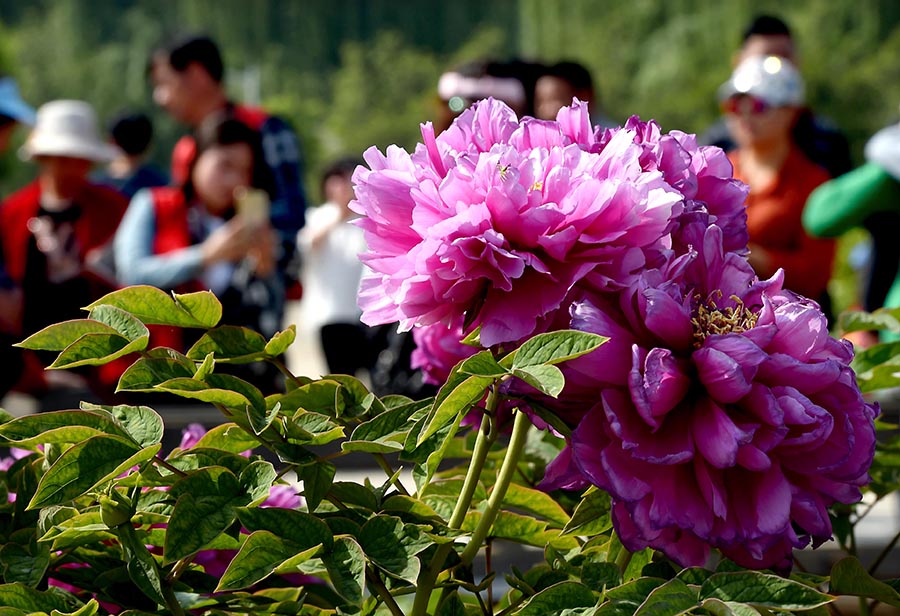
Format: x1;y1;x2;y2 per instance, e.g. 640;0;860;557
182;111;274;204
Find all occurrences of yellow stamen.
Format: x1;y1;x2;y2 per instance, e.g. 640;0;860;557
691;292;758;348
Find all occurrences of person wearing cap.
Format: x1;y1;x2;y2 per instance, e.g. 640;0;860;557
0;99;128;405
0;75;35;399
720;55;835;309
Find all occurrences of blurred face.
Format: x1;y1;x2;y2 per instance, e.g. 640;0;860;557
151;56;201;125
191;142;253;215
0;120;16;154
738;34;796;65
36;156;92;198
723;95;799;149
324;174;355;209
535;76;576;121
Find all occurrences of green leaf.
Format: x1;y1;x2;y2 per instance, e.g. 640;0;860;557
507;330;607;368
512;581;596;615
15;319;120;351
49;331;146;369
634;578;698;615
117;524;166;606
562;487;612;536
436;591;468;616
512;364;565;397
152;376;253;410
265;325;296;356
285;411;345;446
0;584;79;612
194;352;215;381
699;599;762;616
217;530;322;590
405;406;465;490
0;409;134;444
116;350;196;391
417;372;492;445
164;466;243;563
323;535;366;605
829;556;900;607
237;507;334;550
699;571;833;609
88;304;150;342
464;510;575;550
840;307;900;334
459;350;509;377
0;539;50;586
187;325;268;363
856;361;900;393
299;460;335;512
191;423;260;454
359;515;431;583
343;399;428;454
240;460;277;505
80;403;164;448
29;437;160;509
502;483;570;527
51;599;101;616
87;285;222;328
275;379;342;414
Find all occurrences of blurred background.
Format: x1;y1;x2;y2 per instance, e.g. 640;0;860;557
2;0;899;195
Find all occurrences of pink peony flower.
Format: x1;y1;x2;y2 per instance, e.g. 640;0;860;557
411;319;477;386
543;224;877;570
352;99;684;347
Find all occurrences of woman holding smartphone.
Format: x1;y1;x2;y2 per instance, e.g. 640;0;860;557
114;113;283;381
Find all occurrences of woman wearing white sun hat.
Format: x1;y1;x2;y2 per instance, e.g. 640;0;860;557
0;100;128;407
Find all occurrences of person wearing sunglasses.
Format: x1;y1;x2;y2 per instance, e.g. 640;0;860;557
719;55;836;317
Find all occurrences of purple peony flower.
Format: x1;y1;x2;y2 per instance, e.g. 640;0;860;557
411;319;478;386
543;223;877;570
352;99;684;347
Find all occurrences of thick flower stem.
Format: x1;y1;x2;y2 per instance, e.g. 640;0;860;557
460;409;530;565
411;399;499;616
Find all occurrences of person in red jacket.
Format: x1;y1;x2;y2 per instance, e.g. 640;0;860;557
0;100;127;406
148;34;306;299
113;114;283;389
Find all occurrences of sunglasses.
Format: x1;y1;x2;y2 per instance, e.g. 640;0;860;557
721;95;770;115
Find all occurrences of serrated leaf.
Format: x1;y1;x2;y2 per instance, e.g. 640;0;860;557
265;325;296;356
28;437;160;509
508;330;608;368
512;364;565;397
513;581;596;615
187;325;268;363
829;556;900;607
87;285;222;328
323;535;365;605
699;571;833;609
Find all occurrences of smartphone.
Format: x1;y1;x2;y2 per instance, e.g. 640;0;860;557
234;187;270;228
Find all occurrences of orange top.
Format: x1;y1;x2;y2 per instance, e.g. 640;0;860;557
729;148;835;300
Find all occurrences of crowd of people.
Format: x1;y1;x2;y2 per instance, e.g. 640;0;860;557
0;15;896;409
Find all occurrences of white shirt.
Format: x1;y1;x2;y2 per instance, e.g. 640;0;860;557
298;202;368;332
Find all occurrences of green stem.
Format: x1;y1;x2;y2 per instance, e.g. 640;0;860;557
366;566;405;616
268;356;304;389
161;583;187;616
460;409;530;565
868;526;900;575
411;397;500;616
374;453;410;496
